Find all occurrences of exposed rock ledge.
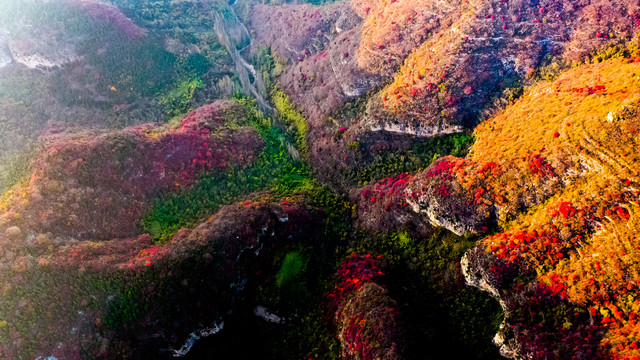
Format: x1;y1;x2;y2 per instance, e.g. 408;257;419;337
171;322;224;358
405;195;480;236
0;36;12;68
370;121;464;138
461;252;516;359
8;38;79;69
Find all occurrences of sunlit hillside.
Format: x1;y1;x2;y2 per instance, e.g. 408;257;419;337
4;0;640;359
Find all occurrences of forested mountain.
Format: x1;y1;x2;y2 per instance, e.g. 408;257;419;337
2;1;640;359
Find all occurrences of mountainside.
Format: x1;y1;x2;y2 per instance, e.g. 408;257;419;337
1;100;262;239
249;0;640;189
355;56;640;359
0;0;236;191
5;0;640;359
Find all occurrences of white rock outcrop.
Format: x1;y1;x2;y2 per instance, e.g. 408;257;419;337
0;35;12;68
461;252;517;359
8;36;78;69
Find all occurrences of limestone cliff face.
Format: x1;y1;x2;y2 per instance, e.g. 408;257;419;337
0;34;12;69
404;157;495;236
461;251;515;359
0;22;78;70
8;37;79;70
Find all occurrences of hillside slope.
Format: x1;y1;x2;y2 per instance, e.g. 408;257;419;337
0;0;237;191
250;0;640;189
0;100;262;240
7;1;640;359
355;56;640;359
